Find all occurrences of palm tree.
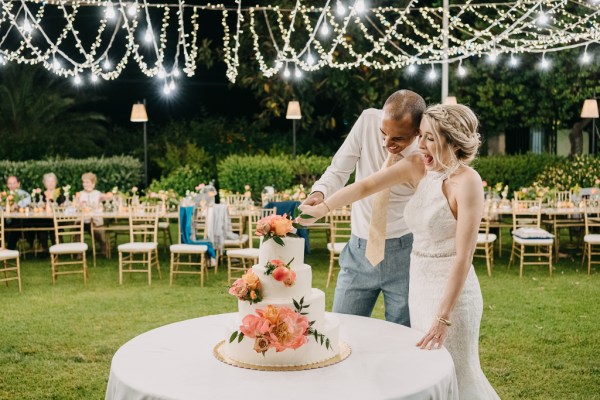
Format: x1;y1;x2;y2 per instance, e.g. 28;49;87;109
0;64;107;160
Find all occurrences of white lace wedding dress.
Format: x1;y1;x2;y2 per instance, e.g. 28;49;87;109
404;171;500;400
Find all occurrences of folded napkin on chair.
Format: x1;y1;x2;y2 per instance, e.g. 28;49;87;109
179;206;216;260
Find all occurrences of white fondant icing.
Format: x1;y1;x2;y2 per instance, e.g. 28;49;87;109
251;263;312;299
258;237;305;268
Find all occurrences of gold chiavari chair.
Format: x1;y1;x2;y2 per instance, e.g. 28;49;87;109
582;200;600;275
49;208;89;285
508;199;554;277
226;208;276;283
474;217;496;277
118;206;161;285
326;208;352;288
169;206;209;287
0;210;22;292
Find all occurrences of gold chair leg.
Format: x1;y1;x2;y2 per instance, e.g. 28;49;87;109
519;244;524;278
82;253;88;286
486;244;492;277
549;245;553;276
155;249;162;279
17;257;22;292
588;244;592;275
326;253;334;288
118;251;123;285
169;253;174;287
508;242;515;269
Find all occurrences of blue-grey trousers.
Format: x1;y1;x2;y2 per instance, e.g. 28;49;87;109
332;234;412;327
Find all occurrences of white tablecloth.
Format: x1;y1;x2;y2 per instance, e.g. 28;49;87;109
105;313;458;400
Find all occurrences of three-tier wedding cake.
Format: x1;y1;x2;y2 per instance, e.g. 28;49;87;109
219;223;343;368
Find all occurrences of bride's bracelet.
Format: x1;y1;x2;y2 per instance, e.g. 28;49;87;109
322;200;332;213
436;316;452;327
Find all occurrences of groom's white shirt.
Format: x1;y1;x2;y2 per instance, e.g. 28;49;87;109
311;108;419;240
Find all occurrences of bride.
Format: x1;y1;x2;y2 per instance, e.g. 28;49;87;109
300;104;499;399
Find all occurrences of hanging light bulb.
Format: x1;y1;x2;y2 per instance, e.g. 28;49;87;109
355;0;366;14
23;17;33;34
127;2;138;17
427;65;437;81
103;58;112;70
581;51;592;64
307;52;315;66
90;74;99;83
172;67;181;77
105;1;116;20
144;29;153;43
537;10;549;25
163;82;171;95
320;21;330;37
336;0;346;16
487;51;499;63
407;64;417;75
169;80;176;90
457;63;467;77
157;67;166;79
294;66;302;79
539;54;551;70
509;54;519;67
283;66;291;78
73;74;82;85
0;53;5;65
52;58;61;71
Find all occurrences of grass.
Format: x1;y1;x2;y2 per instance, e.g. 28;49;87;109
0;229;599;400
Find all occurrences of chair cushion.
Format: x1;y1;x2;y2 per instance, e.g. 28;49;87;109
512;227;554;239
49;243;88;254
327;242;347;254
584;234;600;244
170;244;208;254
224;234;249;246
477;233;497;244
226;248;259;258
118;242;158;253
0;249;19;260
158;222;170;229
513;236;554;245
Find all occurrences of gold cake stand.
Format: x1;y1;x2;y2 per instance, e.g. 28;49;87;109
213;341;351;371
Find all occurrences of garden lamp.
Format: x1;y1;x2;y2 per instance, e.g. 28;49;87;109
130;100;149;187
581;98;599;154
286;101;302;158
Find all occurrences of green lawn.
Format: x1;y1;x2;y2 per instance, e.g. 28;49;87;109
1;230;599;399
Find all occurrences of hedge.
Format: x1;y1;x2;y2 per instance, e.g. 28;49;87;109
0;156;143;193
147;165;214;196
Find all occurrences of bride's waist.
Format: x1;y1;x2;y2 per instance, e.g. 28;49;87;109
411;249;456;258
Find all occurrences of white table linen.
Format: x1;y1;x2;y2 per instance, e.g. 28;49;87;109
105;313;458;400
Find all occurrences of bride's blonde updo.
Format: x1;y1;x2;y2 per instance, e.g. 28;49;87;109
423;104;481;173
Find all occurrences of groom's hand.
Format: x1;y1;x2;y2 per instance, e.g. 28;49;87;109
302;191;324;207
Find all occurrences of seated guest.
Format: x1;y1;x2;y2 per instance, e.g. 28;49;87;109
78;172;107;253
4;175;32;250
33;172;66;255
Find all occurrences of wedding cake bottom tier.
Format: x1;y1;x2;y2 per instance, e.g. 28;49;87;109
222;314;341;367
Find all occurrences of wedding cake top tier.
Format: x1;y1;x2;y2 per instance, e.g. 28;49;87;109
258;237;304;268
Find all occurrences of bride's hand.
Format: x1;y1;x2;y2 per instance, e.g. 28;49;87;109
416;319;448;350
296;203;327;226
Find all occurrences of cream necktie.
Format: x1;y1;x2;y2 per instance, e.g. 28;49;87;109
365;153;401;266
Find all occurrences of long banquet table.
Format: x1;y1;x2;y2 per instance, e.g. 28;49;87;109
105;313;458;400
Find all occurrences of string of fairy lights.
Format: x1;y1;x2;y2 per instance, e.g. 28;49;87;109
0;0;598;95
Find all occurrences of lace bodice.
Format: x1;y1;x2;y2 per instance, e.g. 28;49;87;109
404;171;456;257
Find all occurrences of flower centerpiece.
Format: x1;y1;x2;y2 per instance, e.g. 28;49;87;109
255;214;302;246
264;258;296;287
229;270;263;304
228;297;332;355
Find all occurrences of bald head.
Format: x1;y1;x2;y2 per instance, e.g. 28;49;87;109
383;90;426;131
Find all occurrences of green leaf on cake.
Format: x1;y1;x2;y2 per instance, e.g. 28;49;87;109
238;332;245;343
293;298;301;310
229;331;238;343
326;338;330;350
273;236;285;246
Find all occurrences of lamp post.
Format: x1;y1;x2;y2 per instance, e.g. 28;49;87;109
443;96;458;105
581;98;599;154
286;101;302;158
130;100;149;187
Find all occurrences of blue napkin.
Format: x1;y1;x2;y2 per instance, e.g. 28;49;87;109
179;206;216;259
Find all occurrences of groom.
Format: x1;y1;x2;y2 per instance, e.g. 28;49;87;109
302;90;425;326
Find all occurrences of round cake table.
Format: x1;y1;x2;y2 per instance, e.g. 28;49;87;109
105;313;458;400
